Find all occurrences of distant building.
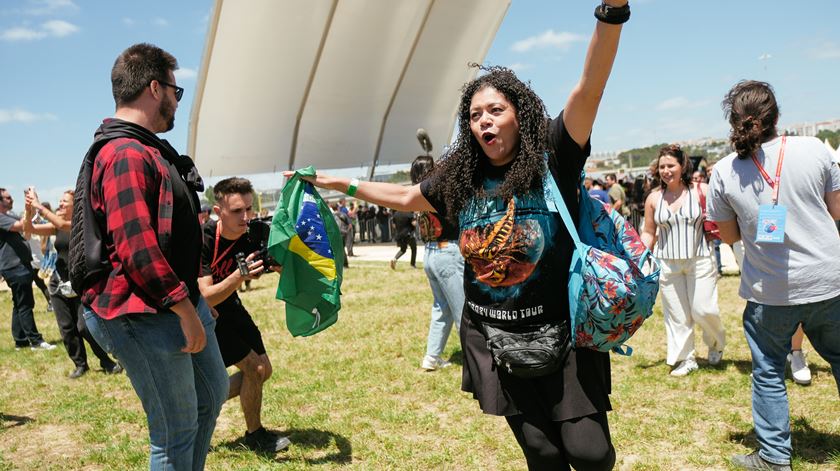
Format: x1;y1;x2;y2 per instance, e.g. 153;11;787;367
782;118;840;137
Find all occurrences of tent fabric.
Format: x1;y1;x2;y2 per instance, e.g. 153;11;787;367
188;0;510;178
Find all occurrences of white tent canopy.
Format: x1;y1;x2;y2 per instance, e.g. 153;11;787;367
188;0;511;179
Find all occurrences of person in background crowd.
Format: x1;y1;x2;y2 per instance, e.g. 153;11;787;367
376;205;391;242
366;203;377;242
584;176;593;191
332;202;351;268
390;209;417;269
338;198;355;257
641;144;726;377
709;80;840;470
411;155;465;371
588;179;610;205
198;177;290;453
79;43;228;470
358;203;369;242
0;187;54;351
692;170;705;184
198;204;212;225
286;2;628;467
23;188;122;378
604;173;629;217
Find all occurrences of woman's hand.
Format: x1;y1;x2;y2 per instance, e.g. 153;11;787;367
282;170;343;191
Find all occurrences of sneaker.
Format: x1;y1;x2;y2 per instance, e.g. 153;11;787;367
243;427;291;453
788;350;811;386
69;366;89;379
104;363;124;375
670;359;698;377
389;259;396;270
31;341;56;351
708;350;724;366
421;355;452;371
731;451;791;470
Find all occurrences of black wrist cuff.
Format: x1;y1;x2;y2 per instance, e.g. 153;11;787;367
594;3;631;25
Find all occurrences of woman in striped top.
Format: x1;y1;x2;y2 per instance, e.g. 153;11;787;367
641;144;726;377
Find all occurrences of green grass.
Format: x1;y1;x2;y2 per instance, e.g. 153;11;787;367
0;266;838;470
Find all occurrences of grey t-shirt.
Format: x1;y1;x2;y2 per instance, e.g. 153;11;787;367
0;212;31;271
707;136;840;305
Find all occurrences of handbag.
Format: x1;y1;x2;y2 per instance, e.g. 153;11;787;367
696;184;721;242
545;171;660;355
481;320;571;378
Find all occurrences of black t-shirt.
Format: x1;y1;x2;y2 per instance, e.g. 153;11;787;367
418;210;459;243
200;220;260;314
54;229;70;281
391;211;416;240
420;111;589;328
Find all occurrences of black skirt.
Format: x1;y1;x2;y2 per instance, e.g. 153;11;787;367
460;309;612;421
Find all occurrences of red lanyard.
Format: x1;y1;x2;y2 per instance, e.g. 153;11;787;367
211;222;236;269
750;136;786;205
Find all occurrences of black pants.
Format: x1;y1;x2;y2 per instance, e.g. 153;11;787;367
394;235;416;266
51;293;116;370
1;264;44;346
506;411;615;471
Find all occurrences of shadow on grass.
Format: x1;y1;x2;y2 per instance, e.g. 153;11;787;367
730;359;833;376
446;350;463;367
0;412;34;429
729;417;840;464
634;358;665;370
216;427;352;464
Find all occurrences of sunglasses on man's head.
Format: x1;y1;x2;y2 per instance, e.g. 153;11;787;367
157;80;184;102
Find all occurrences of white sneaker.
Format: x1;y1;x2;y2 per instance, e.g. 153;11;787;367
31;341;56;351
421;355;451;371
670;359;698;377
708;350;724;366
788;350;811;386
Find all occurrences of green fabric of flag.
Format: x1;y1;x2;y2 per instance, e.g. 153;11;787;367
268;166;344;336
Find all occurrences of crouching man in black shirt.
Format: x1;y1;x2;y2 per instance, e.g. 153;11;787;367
198;177;290;453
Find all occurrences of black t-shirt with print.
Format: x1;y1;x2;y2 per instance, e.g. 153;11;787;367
420;111;588;328
200;220;260;314
418;209;459;243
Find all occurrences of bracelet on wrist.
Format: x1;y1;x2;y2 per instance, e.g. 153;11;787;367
594;2;630;25
347;178;360;197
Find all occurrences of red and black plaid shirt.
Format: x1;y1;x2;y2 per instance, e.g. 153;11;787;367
82;134;190;319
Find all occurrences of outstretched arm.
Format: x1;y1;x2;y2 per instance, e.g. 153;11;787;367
564;0;628;147
285;172;436;213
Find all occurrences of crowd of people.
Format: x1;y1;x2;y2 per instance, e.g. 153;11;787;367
1;1;839;470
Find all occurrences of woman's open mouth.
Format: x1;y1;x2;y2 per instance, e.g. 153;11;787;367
482;131;497;145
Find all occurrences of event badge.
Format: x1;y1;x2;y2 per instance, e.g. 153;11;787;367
755;204;786;244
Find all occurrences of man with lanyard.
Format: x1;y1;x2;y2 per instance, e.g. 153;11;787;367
709;80;840;470
198;177;290;453
0;187;54;350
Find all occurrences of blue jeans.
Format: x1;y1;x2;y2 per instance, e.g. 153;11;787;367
742;295;840;465
0;264;44;346
423;242;465;357
84;298;229;471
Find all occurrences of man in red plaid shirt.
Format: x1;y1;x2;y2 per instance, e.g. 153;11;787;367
80;43;228;470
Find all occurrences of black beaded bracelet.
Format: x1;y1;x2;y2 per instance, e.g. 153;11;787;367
594;2;631;25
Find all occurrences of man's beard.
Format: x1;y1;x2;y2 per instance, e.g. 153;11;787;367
159;95;176;132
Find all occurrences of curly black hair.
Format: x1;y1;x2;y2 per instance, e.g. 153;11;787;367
430;64;551;222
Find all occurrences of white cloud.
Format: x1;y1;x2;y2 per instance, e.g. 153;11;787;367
42;19;78;37
24;0;78;16
153;18;169;27
809;41;840;60
174;67;198;80
655;96;709;111
758;53;772;61
122;17;136;26
510;30;585;53
0;20;79;41
0;108;57;124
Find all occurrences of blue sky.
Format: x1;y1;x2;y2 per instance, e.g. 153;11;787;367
2;0;839;206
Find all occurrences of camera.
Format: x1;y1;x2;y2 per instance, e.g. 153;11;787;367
247;217;280;269
235;252;250;276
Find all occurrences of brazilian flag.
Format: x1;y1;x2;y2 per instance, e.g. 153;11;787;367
268;166;344;336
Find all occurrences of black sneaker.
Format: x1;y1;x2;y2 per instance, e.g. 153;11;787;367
69;366;89;379
731;452;791;470
243;427;291;453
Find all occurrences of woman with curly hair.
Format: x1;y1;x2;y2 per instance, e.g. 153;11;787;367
293;3;629;468
640;145;725;377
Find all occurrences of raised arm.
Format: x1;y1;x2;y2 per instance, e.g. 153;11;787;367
285;172;436;213
564;0;628;147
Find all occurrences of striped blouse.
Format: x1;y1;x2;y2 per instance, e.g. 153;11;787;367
653;187;710;260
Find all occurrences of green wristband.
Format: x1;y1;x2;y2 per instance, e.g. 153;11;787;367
347;178;360;197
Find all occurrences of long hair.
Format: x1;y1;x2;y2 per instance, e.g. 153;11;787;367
656;144;692;190
410;155;434;185
429;65;550;222
721;80;780;159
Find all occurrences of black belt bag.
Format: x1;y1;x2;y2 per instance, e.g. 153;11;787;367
482;320;572;378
